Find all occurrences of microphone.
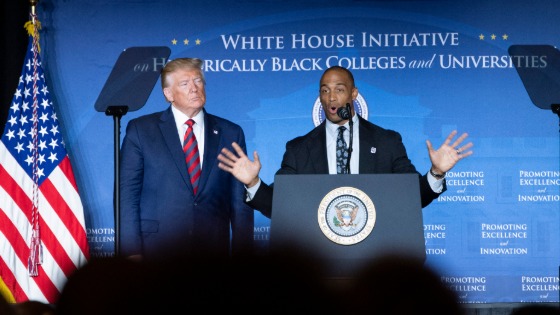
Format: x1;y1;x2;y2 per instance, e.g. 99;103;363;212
337;103;352;120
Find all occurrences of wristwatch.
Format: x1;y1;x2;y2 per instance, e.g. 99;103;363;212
429;169;446;179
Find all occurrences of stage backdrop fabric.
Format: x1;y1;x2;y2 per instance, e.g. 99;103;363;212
16;0;560;304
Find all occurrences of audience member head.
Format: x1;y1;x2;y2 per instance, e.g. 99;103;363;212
155;248;338;313
55;256;159;315
53;250;470;314
348;254;464;314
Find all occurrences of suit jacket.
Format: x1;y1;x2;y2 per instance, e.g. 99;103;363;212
250;116;446;218
119;107;254;260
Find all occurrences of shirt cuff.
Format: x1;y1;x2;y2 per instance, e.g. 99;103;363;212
245;178;261;201
427;172;444;193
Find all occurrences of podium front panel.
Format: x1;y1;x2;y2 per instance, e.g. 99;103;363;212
270;173;425;278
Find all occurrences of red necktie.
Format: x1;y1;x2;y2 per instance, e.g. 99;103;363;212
183;119;201;194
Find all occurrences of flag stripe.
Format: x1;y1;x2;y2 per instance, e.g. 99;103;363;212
0;148;71;302
0;208;46;302
58;152;79;192
0;142;88;297
0;248;29;302
41;176;88;270
48;158;89;257
0;209;31;302
0;258;21;302
0;159;34;255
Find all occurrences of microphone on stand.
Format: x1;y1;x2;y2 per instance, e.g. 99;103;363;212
336;103;353;174
336;103;351;120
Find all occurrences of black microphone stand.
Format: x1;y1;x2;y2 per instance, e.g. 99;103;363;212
105;106;128;256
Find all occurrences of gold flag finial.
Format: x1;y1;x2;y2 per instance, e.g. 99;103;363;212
25;0;42;51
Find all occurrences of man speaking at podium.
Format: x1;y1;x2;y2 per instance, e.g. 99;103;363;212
218;65;473;218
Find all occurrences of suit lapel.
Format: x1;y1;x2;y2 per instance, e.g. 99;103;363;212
309;123;329;173
358;117;378;173
198;111;219;194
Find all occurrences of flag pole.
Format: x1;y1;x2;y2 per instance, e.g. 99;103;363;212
30;0;38;23
26;0;44;278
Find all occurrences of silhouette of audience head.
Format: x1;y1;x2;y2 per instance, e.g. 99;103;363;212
55;256;160;315
156;248;338;313
347;254;464;314
54;251;471;314
55;249;339;314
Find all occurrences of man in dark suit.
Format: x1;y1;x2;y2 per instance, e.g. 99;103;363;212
217;65;473;218
119;58;254;261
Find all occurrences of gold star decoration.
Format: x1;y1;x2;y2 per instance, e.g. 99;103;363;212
169;37;201;46
478;33;509;41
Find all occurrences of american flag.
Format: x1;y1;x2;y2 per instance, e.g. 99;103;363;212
0;17;89;304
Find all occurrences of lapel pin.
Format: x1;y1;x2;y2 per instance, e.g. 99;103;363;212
371;147;376;154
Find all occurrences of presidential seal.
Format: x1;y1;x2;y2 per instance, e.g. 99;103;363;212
317;186;376;245
312;93;368;127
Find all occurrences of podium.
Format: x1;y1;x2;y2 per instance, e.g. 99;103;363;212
269;173;425;278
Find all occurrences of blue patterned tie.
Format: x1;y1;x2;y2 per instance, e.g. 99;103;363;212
336;126;348;174
183;119;201;194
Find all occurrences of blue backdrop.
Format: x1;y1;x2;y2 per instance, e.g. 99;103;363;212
31;0;560;304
